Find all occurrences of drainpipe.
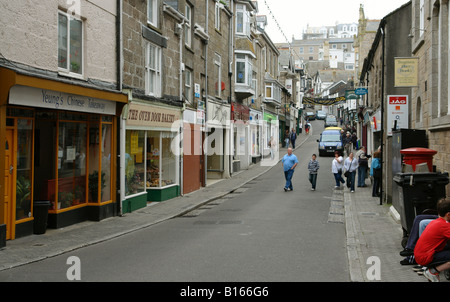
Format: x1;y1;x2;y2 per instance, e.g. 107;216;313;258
380;24;385;206
178;18;185;196
204;0;209;187
117;0;124;216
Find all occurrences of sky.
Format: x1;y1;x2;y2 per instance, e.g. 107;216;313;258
257;0;410;43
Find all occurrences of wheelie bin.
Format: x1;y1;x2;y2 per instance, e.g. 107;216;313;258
393;172;449;246
33;200;50;234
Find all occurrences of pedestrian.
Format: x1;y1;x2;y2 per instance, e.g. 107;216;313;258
268;136;275;160
351;133;357;150
343;152;358;193
308;154;320;191
290;128;297;149
343;132;352;157
413;197;450;282
370;150;381;197
332;151;345;188
305;119;310;134
284;129;290;148
356;146;370;187
281;147;298;192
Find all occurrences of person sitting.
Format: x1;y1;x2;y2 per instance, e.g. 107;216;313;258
414;197;450;282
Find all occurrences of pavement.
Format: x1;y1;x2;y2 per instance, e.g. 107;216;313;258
0;133;445;282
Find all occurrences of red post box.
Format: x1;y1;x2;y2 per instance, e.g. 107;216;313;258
400;147;437;172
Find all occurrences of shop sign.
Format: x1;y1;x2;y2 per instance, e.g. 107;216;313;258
387;95;409;136
9;85;116;115
126;103;180;129
249;110;262;125
231;102;249;121
394;57;419;87
206;101;230;128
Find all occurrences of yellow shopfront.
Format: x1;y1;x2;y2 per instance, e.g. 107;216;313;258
0;67;127;242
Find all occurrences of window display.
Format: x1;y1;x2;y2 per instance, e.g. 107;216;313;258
16;119;33;220
125;130;145;195
147;131;178;188
58;121;87;209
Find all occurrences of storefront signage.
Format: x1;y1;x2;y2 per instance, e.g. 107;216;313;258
207;101;230;128
126;103;180;129
394;57;419;87
355;88;368;95
9;85;116;115
387;95;409;136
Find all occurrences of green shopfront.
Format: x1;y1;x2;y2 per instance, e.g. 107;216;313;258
120;101;181;213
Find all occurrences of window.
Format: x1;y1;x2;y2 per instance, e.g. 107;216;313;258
58;11;83;75
145;42;162;97
125;130;145;196
214;53;221;97
309;47;314;53
215;2;221;31
147;0;158;27
419;0;425;37
332;44;337;49
235;53;253;87
185;4;192;48
147;131;178;188
185;69;192;104
236;4;250;36
265;82;281;103
299;47;304;54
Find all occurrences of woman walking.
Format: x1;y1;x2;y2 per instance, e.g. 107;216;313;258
344;152;358;193
370;151;382;197
332;151;345;188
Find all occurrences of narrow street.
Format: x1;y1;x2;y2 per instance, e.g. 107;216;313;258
0;120;349;282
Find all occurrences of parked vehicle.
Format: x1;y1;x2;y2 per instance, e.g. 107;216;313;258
304;111;316;121
316;110;327;120
317;128;344;156
324;115;338;128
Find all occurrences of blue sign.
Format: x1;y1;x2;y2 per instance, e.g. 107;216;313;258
355;88;368;95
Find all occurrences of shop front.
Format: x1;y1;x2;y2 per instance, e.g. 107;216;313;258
120;101;181;214
0;67;127;240
249;109;262;164
205;100;231;181
231;102;250;172
262;111;279;157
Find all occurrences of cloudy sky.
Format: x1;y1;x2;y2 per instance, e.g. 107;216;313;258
257;0;410;43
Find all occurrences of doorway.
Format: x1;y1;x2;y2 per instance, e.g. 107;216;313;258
4;129;14;240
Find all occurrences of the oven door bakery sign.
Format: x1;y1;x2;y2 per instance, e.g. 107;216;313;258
9;85;116;115
126;103;180;129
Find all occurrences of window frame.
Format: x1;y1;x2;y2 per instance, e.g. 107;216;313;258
145;42;162;97
58;10;84;78
147;0;159;28
185;4;192;48
214;53;222;98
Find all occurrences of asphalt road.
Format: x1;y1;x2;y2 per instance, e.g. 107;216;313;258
0;119;349;282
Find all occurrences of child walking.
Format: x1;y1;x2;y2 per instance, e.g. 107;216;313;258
308;154;320;191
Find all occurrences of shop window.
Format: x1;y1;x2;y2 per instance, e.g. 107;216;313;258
125;130;146;196
101;124;112;202
147;131;178;188
16;119;33;220
58;121;87;209
58;11;83;75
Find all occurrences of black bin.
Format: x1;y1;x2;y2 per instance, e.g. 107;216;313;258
393;172;449;236
33;200;50;235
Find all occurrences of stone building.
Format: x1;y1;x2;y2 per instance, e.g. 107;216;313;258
410;0;450;195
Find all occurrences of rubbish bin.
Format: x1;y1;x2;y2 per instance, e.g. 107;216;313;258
393;172;449;237
400;147;437;172
33;200;50;235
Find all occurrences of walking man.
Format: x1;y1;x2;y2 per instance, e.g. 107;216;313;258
282;148;298;192
290;128;297;149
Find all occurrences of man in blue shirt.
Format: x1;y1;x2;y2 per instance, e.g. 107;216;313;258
282;148;299;191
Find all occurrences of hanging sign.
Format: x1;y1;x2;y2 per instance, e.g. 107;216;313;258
302;96;346;106
387;95;409;136
394;57;419;87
